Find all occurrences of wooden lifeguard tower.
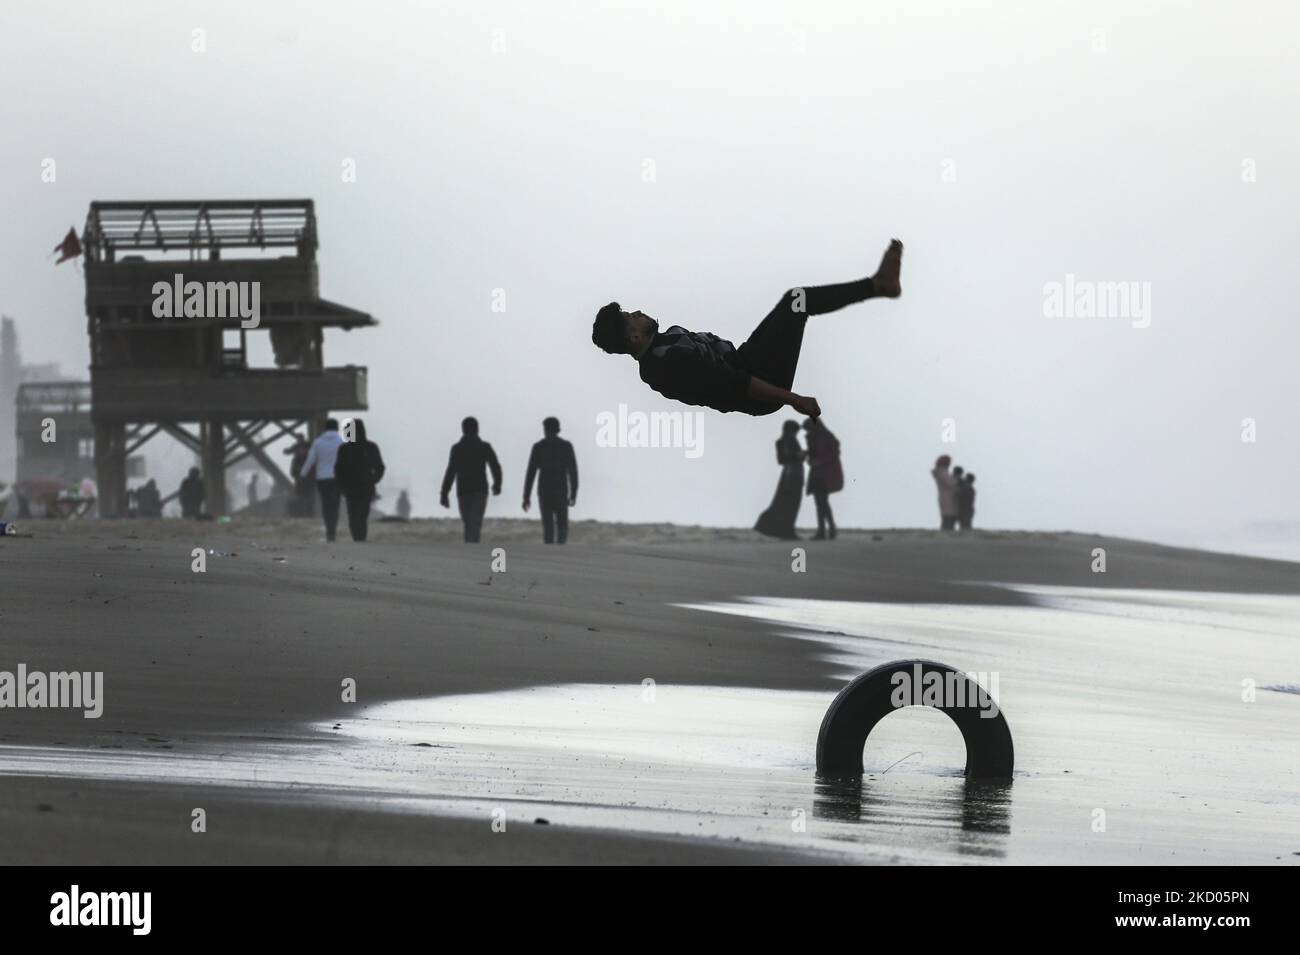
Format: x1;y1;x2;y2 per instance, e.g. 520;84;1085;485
82;200;375;516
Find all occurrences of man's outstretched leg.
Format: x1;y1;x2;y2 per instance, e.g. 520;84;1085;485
737;239;903;411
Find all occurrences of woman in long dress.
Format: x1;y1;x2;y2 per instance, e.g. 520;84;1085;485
755;420;805;539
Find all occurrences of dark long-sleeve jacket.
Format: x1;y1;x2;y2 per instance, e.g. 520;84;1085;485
805;423;844;496
178;476;205;515
638;326;751;413
335;440;386;499
523;435;578;503
441;436;502;498
956;482;976;517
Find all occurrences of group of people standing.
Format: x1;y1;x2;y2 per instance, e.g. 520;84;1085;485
931;454;977;530
754;418;843;541
172;414;978;542
298;418;389;541
295;415;579;545
753;438;981;539
126;479;163;517
437;416;579;543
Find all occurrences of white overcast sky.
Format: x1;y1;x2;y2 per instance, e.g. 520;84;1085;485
2;0;1297;549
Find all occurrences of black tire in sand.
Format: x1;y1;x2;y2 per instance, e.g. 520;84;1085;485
816;659;1014;779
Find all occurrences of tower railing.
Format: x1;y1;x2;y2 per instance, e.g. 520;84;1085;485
83;200;317;263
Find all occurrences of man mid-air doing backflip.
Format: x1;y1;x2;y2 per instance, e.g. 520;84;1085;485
591;239;903;418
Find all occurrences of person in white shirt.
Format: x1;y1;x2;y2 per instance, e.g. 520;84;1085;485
301;418;345;541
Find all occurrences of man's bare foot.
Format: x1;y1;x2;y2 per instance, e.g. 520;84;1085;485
872;238;903;298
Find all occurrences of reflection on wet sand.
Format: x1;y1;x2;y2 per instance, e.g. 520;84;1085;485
0;586;1294;864
814;776;1013;859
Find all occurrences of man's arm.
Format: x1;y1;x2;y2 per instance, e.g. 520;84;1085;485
440;447;458;501
301;441;318;479
487;445;503;495
566;442;578;502
747;376;820;418
522;446;538;505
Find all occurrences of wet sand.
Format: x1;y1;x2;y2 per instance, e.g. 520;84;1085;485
2;518;1297;864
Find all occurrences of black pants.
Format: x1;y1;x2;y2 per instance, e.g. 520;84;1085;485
941;514;957;531
289;481;315;518
812;489;835;535
957;510;974;531
458;491;487;543
345;494;371;541
317;479;341;540
540;496;569;544
735;278;875;415
807;471;835;536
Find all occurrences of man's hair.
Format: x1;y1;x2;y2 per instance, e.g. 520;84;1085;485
543;416;560;435
324;417;339;431
592;302;627;355
965;473;976;484
461;416;479;436
953;466;964;478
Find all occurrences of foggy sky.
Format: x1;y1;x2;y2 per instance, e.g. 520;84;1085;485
2;0;1297;549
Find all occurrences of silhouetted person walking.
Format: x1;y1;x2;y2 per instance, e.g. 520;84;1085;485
137;479;162;518
441;417;502;543
179;467;205;519
932;454;959;531
523;417;578;544
957;473;976;530
591;240;902;418
335;418;386;542
755;421;805;540
302;418;344;541
285;436;314;517
804;417;843;540
395;490;411;520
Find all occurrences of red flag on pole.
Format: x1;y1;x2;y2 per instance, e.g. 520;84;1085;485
52;227;82;264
